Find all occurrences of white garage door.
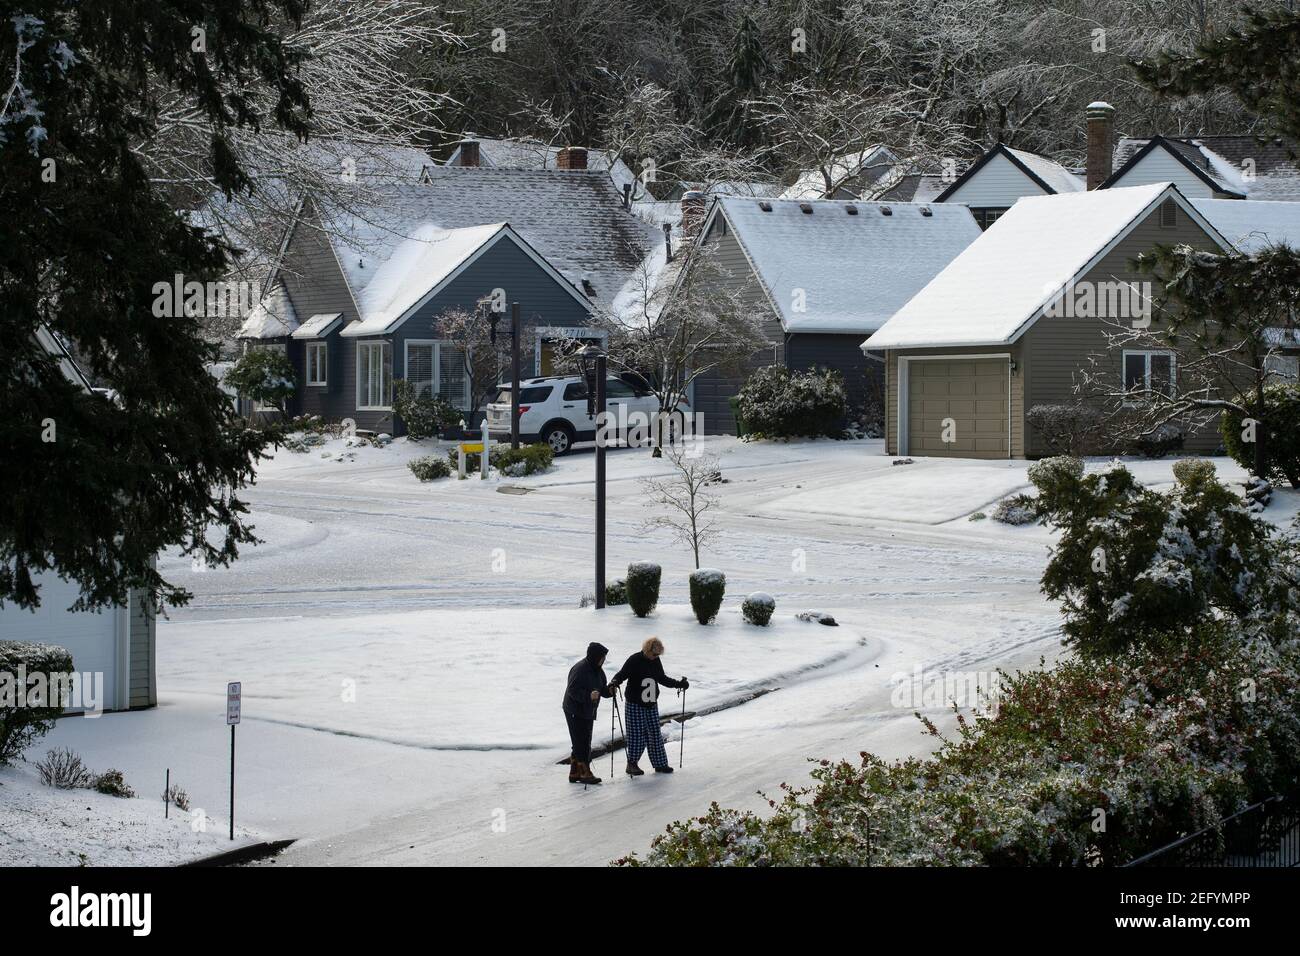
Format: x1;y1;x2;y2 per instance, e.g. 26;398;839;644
0;572;119;708
907;358;1009;459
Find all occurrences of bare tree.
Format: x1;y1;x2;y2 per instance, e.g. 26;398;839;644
591;240;769;453
433;304;535;414
641;448;722;569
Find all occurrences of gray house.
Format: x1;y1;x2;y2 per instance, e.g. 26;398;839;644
865;183;1240;459
239;166;661;432
677;195;982;433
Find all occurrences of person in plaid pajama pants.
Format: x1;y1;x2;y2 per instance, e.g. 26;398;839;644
611;637;688;775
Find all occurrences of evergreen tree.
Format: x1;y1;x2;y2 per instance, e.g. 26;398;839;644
1;1;310;612
1133;6;1300;142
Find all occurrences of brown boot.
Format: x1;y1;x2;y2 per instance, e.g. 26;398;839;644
576;761;602;785
568;759;582;783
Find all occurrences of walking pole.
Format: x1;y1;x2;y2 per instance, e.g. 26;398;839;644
678;683;687;769
610;686;616;779
612;686;626;773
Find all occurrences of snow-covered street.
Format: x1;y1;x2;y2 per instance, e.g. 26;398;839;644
30;438;1292;864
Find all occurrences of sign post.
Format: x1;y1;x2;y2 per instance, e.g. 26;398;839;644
226;681;241;841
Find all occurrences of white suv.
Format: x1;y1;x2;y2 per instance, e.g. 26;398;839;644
485;375;661;455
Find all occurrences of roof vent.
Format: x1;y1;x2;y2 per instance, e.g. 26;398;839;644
758;201;772;212
799;203;813;214
845;204;859;215
880;205;893;216
919;206;933;217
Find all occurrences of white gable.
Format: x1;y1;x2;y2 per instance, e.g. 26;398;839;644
1113;148;1218;197
944;151;1050;207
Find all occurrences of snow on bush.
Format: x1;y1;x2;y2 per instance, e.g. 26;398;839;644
224;347;296;415
393;380;457;441
626;562;661;618
35;748;94;789
618;621;1300;867
408;455;452;482
1030;456;1298;656
0;641;73;766
604;578;628;606
736;366;847;439
688;568;726;624
93;768;135;798
741;592;775;626
1221;381;1300;488
1025;403;1106;456
796;610;837;626
990;493;1038;526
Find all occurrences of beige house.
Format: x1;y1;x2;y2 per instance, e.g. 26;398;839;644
863;183;1237;459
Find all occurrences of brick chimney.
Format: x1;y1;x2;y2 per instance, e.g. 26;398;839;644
556;146;588;170
456;139;480;167
1085;102;1115;190
681;190;706;237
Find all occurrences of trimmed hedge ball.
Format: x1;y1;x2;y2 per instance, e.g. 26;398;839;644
689;568;726;624
742;592;775;626
626;562;661;618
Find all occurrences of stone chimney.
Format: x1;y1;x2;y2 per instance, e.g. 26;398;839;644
457;139;480;167
556;146;588;170
1085;102;1115;190
681;190;706;237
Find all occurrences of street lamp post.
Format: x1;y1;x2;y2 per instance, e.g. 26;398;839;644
579;344;607;609
510;302;521;449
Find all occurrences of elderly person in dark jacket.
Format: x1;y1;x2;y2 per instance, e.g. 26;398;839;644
562;642;614;785
610;637;687;776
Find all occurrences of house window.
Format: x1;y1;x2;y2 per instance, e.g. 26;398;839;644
357;341;392;409
970;207;1008;230
1124;350;1176;398
403;340;471;409
1266;353;1299;381
305;342;327;386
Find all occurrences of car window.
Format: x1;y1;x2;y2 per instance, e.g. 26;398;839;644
495;386;553;404
605;378;636;398
563;382;587;401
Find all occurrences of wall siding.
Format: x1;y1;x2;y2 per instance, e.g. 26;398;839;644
127;587;155;709
785;333;881;415
1110;150;1220;197
1021;199;1226;456
945;152;1048;208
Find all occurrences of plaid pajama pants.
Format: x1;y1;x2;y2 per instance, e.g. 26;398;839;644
623;699;669;769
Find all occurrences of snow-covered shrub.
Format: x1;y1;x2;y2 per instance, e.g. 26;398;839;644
1131;423;1184;459
224;347;296;415
991;494;1038;525
796;610;837;626
1026;403;1106;456
604;578;628;606
408;455;451;482
618;620;1300;867
164;783;191;812
492;444;553;477
1031;455;1296;656
393;380;457;440
35;748;94;789
689;568;726;624
93;769;135;798
0;641;73;766
626;562;661;618
1221;381;1300;488
968;511;987;522
742;592;775;626
736;366;847;439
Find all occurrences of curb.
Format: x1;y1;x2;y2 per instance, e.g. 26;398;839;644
180;838;296;868
556;686;779;764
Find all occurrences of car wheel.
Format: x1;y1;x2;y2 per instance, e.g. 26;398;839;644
544;423;574;456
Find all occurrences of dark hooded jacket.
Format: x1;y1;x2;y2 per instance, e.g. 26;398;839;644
562;642;613;720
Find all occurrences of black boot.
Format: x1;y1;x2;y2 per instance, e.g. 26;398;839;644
654;765;675;774
625;762;645;776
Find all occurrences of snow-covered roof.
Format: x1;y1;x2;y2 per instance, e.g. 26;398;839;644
1105;136;1248;197
1190;198;1300;253
444;137;641;199
1004;147;1086;194
238;281;298;339
874;172;949;204
320;168;662;319
865;183;1227;350
291;312;344;340
336;222;577;337
713;196;982;335
780;146;897;200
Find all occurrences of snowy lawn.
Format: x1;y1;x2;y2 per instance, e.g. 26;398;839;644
157;605;862;752
0;762;256;866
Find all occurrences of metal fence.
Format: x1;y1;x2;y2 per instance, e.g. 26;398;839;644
1124;796;1300;867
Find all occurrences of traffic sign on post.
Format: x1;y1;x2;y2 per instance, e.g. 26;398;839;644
226;681;240;840
226;681;241;725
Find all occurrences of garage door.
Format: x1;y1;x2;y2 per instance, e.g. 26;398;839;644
906;358;1008;458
